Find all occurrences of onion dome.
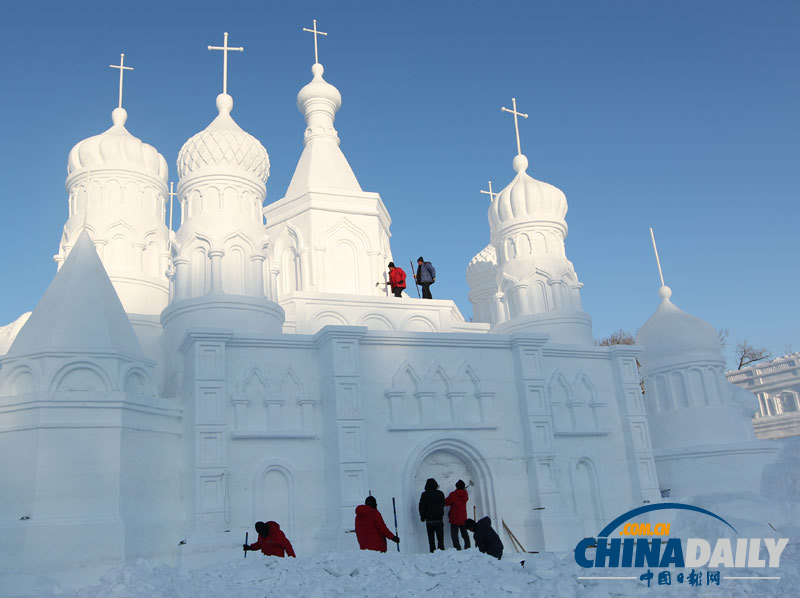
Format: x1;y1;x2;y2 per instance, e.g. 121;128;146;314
67;107;167;182
466;244;497;289
177;93;269;182
489;154;567;231
297;63;341;114
636;286;723;369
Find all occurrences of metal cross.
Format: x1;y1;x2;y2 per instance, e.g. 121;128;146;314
501;97;528;156
208;32;244;95
480;181;498;201
302;19;328;64
168;182;177;233
109;53;134;109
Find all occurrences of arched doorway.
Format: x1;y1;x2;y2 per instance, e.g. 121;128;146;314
253;463;294;541
404;436;496;554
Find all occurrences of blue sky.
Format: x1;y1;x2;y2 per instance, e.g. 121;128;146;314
0;1;797;366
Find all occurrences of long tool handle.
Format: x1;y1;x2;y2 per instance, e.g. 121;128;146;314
409;260;421;297
244;531;248;558
392;497;400;552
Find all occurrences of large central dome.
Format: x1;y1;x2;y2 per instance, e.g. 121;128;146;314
177;93;269;182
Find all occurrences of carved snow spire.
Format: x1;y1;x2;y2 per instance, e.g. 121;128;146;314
284;23;361;200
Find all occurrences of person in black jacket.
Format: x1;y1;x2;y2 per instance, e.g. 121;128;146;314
465;517;503;559
418;477;446;552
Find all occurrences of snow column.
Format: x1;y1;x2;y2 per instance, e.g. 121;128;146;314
314;327;370;549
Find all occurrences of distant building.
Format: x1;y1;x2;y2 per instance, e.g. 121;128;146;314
727;353;800;439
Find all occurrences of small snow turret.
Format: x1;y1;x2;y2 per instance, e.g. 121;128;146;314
484;99;591;343
637;283;777;494
284;62;362;200
0;230;180;585
263;41;393;303
60;99;170;315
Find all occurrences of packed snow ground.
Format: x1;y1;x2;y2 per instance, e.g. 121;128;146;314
18;439;800;598
23;543;800;598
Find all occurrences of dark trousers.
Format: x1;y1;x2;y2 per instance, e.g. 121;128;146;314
421;282;433;299
392;287;403;297
426;520;444;552
450;523;470;550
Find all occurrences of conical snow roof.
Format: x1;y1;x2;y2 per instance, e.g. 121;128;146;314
636;286;723;369
8;231;144;359
284;63;361;200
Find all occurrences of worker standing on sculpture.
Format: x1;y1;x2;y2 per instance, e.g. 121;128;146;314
414;257;436;299
383;262;406;297
418;478;446;552
354;496;400;552
444;479;471;550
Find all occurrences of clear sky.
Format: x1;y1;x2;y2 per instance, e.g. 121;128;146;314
0;1;797;367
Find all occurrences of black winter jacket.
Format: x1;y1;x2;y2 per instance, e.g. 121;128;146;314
418;479;445;522
474;516;503;559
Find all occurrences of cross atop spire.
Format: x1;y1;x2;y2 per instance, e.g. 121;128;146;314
168;182;177;233
109;53;134;109
480;181;498;202
501;97;528;156
302;19;328;64
208;32;244;95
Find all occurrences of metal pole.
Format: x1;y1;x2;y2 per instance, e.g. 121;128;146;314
409;260;421;297
392;497;400;552
244;531;248;558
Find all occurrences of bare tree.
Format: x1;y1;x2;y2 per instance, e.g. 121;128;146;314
596;329;635;346
735;340;771;370
717;328;729;351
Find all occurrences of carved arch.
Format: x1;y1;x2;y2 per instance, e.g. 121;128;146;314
318;217;372;252
1;365;37;395
390;361;421;393
50;361;111;392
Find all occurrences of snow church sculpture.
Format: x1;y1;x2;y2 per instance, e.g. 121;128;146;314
0;27;778;594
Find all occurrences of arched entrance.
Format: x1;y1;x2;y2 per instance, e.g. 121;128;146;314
403;435;496;553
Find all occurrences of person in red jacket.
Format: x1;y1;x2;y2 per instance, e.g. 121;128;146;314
354;496;400;552
383;262;406;298
243;520;296;557
444;479;471;550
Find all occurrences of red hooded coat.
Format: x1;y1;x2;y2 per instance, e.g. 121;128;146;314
354;505;396;552
444;488;469;525
389;267;406;289
247;521;296;557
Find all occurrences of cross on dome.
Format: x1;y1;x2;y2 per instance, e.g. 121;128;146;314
109;53;134;109
208;32;244;95
168;182;177;233
501;97;528;156
302;19;328;64
480;181;498;201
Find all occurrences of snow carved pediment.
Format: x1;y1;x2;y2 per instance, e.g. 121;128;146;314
547;370;607;436
385;361;495;430
231;364;316;438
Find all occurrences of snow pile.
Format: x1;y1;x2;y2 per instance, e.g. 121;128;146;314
22;543;800;598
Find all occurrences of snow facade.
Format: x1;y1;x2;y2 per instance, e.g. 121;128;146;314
727;352;800;439
0;56;780;595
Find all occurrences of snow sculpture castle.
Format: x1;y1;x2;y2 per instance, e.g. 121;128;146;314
0;32;777;593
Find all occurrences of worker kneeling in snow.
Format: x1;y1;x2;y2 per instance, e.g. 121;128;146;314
355;496;400;552
243;520;296;557
465;517;503;560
